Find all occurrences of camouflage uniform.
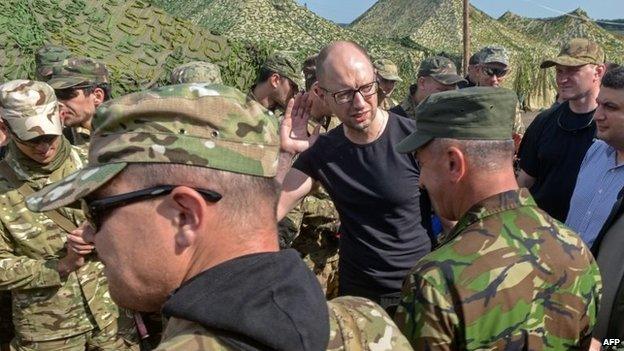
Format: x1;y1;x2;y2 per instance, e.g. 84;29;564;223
170;61;223;84
393;88;601;350
24;83;412;351
0;80;133;350
48;57;110;148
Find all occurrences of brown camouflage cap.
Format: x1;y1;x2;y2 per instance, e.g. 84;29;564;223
0;80;63;141
25;83;280;212
374;59;403;82
34;44;71;81
47;57;110;90
417;56;467;85
170;61;223;84
541;38;605;68
475;45;510;66
263;51;304;90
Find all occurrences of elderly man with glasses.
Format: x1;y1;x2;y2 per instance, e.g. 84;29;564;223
278;41;433;313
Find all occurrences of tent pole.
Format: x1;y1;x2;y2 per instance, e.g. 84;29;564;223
463;0;470;75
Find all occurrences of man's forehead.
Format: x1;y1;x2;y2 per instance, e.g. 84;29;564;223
598;87;624;105
320;54;374;88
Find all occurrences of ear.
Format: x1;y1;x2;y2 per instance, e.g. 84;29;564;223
417;76;426;89
595;64;606;81
92;87;106;107
311;81;321;97
170;186;210;249
269;73;281;89
446;146;466;183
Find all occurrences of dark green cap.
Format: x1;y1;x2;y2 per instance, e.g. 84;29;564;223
474;45;509;66
47;57;110;90
396;87;516;153
263;51;304;90
34;44;71;81
418;56;466;85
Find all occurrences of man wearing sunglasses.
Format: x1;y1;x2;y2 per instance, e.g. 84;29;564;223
279;41;432;312
248;51;304;118
0;80;133;350
518;38;605;222
26;83;412;351
47;57;111;147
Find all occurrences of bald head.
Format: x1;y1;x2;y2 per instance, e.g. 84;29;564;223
316;41;374;87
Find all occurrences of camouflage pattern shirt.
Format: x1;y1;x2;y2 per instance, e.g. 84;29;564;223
154;297;413;351
398;95;418;120
0;145;119;341
395;189;601;350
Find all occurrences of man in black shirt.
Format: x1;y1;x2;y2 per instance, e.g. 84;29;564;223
277;41;432;310
518;38;606;222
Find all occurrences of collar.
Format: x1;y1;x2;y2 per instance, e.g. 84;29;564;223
439;189;534;245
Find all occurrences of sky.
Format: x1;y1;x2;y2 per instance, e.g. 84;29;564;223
294;0;624;24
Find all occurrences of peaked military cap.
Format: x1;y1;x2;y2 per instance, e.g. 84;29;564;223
541;38;605;68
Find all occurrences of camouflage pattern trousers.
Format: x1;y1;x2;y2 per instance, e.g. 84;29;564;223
9;320;138;351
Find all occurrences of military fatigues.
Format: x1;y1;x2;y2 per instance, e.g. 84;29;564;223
378;96;398;111
63;126;90;148
286;117;341;298
397;95;417;120
154;297;412;351
0;143;129;350
395;189;601;349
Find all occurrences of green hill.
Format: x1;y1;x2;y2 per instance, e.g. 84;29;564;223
349;0;558;110
597;19;624;38
0;0;268;95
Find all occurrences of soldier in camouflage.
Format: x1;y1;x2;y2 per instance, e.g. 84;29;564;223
471;45;525;149
0;80;134;350
169;61;223;84
47;57;111;147
34;44;72;82
393;87;602;349
373;58;402;110
390;55;466;120
281;53;341;298
25;83;412;351
248;51;303;117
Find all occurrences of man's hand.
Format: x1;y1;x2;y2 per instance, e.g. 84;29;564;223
280;93;320;155
67;222;95;255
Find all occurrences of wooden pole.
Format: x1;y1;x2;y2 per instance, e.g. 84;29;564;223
463;0;470;76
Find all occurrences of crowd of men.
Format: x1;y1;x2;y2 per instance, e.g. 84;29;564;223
0;35;621;350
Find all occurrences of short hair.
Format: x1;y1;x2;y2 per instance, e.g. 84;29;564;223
432;138;515;171
468;52;480;65
316;41;371;82
255;67;277;84
114;164;280;231
409;83;418;96
606;62;620;73
602;66;624;90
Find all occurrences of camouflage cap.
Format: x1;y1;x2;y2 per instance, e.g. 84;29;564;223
47;57;110;90
25;84;280;212
417;56;467;85
263;51;304;90
540;38;605;68
170;61;223;85
0;80;63;141
475;45;510;66
374;59;403;82
396;87;516;153
34;44;71;81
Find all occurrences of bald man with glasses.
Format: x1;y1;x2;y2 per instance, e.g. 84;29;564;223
278;41;432;313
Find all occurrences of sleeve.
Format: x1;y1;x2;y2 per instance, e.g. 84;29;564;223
518;111;547;178
394;270;459;350
0;222;63;291
292;147;318;180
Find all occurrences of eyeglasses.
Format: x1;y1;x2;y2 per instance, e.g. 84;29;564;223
482;66;509;78
319;81;378;104
81;184;222;232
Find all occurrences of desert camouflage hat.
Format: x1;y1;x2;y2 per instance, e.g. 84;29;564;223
25;83;280;212
540;38;605;68
47;57;110;90
374;59;403;82
418;56;467;85
170;61;223;84
263;51;304;90
396;87;516;153
475;45;510;66
34;44;71;81
0;80;63;141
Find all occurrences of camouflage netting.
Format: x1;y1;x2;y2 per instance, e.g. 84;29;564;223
350;0;566;110
0;0;272;96
148;0;428;100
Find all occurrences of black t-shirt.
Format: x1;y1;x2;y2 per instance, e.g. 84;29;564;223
293;113;432;300
518;101;596;222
